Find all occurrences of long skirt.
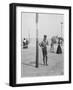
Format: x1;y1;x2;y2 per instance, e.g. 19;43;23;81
56;44;62;54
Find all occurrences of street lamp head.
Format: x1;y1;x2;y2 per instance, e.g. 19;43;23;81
61;22;63;24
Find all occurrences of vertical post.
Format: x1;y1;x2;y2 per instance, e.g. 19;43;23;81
35;13;39;68
61;22;63;37
28;32;30;42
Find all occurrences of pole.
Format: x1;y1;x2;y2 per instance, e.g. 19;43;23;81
28;33;30;42
35;13;39;68
61;22;63;37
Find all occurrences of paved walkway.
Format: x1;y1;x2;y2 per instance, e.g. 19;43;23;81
21;45;64;77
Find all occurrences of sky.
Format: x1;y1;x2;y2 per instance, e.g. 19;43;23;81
22;12;64;40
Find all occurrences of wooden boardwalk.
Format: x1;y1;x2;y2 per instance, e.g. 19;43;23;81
21;45;64;77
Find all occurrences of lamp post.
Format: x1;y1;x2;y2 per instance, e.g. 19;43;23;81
61;22;63;37
28;32;30;42
35;13;39;68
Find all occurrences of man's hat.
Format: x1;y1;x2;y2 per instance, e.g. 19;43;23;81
44;35;47;38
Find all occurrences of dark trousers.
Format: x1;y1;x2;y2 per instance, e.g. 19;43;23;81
42;47;48;65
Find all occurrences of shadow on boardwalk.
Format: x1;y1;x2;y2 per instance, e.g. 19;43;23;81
21;49;64;77
22;61;44;67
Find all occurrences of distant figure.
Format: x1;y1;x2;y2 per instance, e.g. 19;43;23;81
23;38;28;48
23;38;26;46
56;38;62;54
50;36;58;53
50;42;54;53
39;35;48;66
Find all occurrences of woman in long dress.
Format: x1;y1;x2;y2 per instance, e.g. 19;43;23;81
56;38;62;54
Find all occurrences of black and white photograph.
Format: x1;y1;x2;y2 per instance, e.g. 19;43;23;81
10;3;71;87
21;12;64;77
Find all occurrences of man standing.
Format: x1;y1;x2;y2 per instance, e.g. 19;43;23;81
39;35;48;66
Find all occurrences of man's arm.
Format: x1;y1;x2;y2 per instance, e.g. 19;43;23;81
39;41;44;48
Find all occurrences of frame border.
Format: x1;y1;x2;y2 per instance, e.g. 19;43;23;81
9;3;71;87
